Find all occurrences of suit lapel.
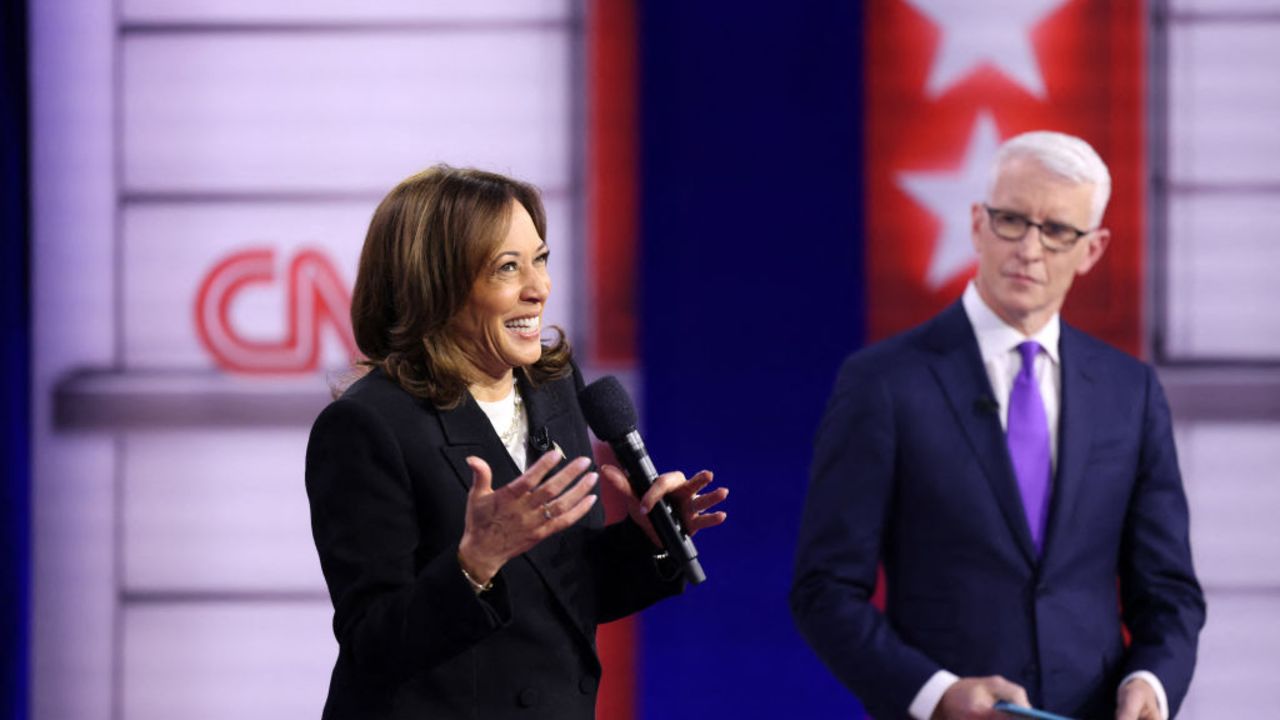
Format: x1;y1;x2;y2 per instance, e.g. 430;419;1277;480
437;393;522;493
518;373;602;645
436;372;581;489
1041;324;1097;561
927;303;1038;566
520;372;576;465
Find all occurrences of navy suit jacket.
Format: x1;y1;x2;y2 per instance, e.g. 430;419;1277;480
791;302;1204;719
306;365;681;719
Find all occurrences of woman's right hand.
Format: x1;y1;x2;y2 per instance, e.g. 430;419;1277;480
457;450;598;585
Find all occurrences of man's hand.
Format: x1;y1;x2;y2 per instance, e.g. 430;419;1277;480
1116;677;1160;720
933;675;1030;720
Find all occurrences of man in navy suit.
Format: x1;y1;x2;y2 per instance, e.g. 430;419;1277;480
791;131;1204;720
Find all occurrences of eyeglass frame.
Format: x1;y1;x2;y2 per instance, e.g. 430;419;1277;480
981;204;1097;253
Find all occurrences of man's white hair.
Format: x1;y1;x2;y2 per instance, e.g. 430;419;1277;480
987;130;1112;228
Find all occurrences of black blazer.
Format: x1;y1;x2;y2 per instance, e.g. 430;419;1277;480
306;365;681;719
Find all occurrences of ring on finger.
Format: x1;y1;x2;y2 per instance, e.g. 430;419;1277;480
542;502;554;521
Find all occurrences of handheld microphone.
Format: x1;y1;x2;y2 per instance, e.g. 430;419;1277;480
578;376;706;585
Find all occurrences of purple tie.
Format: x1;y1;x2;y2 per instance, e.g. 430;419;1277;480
1007;341;1051;553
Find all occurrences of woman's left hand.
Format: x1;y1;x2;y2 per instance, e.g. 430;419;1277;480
600;466;728;547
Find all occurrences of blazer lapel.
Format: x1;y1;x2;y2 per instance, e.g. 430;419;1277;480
436;394;522;493
1040;324;1097;561
517;373;602;644
435;372;582;493
520;372;575;465
927;303;1038;566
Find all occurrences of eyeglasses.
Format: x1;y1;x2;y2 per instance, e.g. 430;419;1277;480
983;205;1094;253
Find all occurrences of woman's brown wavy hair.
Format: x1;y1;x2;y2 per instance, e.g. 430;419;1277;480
350;165;571;407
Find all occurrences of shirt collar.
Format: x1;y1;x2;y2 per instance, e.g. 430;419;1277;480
961;281;1061;365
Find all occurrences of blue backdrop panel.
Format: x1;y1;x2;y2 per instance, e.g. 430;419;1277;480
638;4;865;717
1;0;31;717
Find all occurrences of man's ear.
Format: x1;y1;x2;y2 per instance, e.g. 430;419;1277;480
970;203;985;251
1076;227;1110;276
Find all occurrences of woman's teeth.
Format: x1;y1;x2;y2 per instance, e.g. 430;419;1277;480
505;317;539;332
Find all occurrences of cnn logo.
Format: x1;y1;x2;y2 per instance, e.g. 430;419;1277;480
195;248;357;374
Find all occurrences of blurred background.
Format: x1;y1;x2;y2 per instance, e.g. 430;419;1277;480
3;0;1279;718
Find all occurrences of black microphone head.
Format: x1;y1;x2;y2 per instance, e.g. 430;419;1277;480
578;376;638;441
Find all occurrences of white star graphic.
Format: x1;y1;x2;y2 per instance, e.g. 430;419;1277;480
897;112;1003;289
906;0;1069;98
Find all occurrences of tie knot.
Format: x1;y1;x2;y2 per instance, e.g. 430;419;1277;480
1016;341;1040;377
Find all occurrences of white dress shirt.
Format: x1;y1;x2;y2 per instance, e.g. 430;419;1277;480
962;282;1061;466
906;283;1168;720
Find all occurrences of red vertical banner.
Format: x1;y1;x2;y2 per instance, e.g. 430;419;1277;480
865;0;1145;356
588;0;639;366
587;1;639;718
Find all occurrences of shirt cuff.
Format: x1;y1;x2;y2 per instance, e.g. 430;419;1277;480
909;669;959;720
1120;670;1169;720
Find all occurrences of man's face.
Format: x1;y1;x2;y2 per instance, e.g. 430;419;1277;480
970;156;1110;334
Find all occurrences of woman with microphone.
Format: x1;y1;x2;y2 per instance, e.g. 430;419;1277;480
305;165;727;719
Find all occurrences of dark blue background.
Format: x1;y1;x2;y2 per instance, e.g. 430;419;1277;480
1;0;31;717
637;4;866;717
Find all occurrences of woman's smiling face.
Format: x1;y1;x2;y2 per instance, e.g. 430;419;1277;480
452;200;551;384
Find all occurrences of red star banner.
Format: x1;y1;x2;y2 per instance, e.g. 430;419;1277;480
867;0;1145;357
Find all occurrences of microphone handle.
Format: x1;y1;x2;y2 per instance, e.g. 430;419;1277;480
609;431;706;585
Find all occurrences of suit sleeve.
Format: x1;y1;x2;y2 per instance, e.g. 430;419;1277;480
1117;366;1206;716
790;356;942;719
588;517;684;623
305;398;513;683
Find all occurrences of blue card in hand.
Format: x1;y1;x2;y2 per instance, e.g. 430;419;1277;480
993;700;1078;720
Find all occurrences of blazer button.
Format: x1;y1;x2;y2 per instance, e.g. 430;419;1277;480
578;676;599;695
517;687;540;708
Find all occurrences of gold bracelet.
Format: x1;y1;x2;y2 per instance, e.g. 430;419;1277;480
458;554;494;595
